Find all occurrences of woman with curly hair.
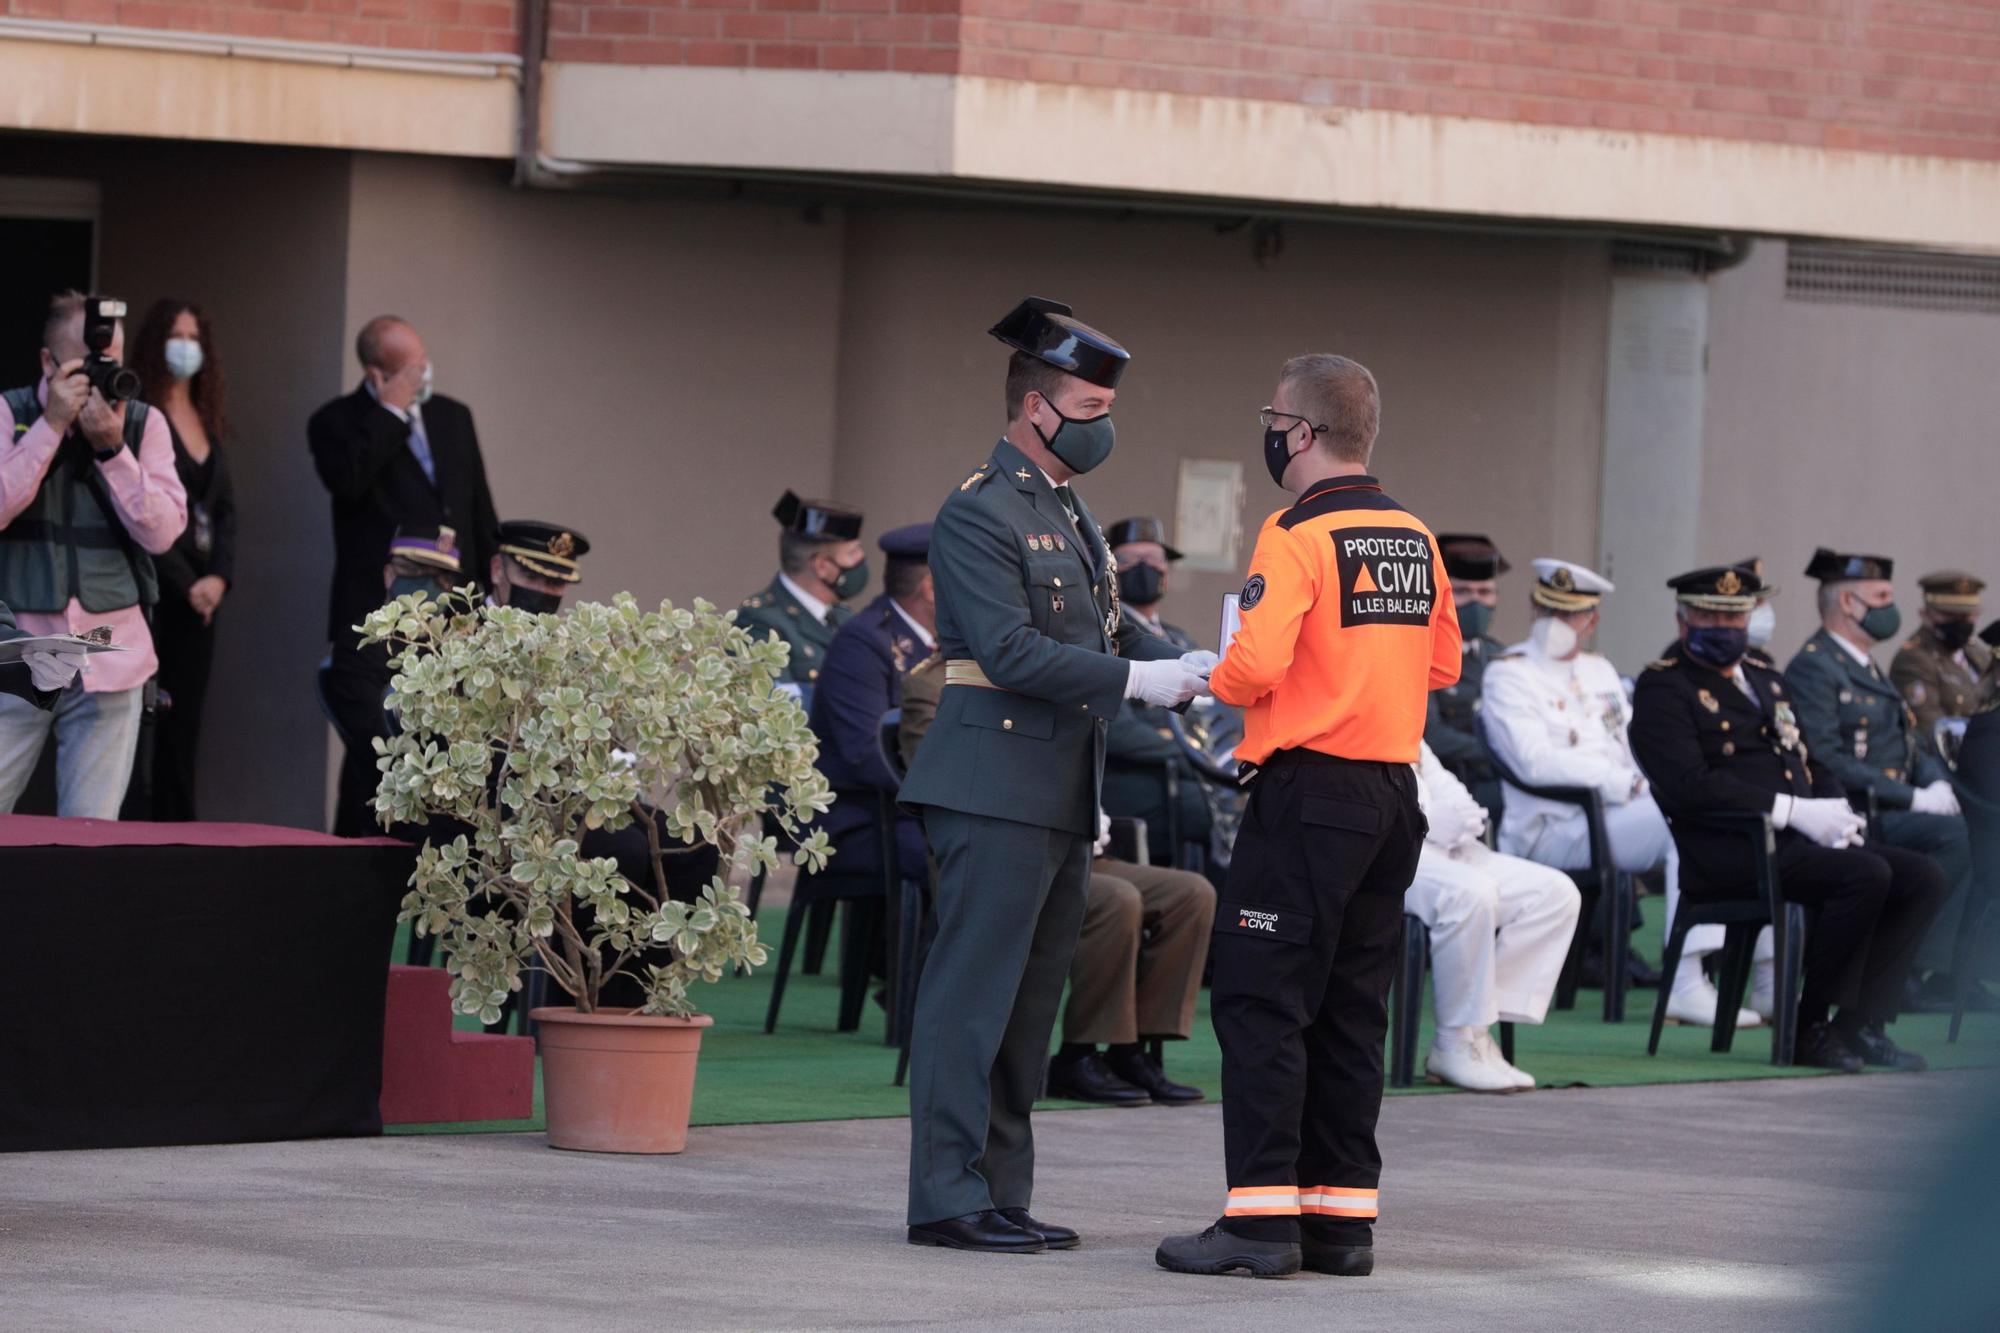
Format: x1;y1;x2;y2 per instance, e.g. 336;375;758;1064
131;298;237;819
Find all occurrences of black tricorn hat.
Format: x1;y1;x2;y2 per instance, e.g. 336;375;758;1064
1104;516;1183;561
773;490;863;542
1668;564;1768;612
1805;547;1893;582
989;296;1129;390
1437;533;1509;582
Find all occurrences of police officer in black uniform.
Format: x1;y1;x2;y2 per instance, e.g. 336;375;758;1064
1629;565;1946;1072
1423;533;1508;821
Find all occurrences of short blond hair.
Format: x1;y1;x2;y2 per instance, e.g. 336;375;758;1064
1280;354;1379;464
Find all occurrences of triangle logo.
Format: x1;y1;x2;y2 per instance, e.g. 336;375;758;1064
1350;562;1379;595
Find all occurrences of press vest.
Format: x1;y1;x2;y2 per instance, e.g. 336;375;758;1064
0;386;158;613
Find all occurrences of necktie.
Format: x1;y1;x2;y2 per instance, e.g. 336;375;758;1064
407;409;437;487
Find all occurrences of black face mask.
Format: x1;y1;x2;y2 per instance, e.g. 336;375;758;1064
1263;425;1299;488
1118;563;1165;606
506;584;564;614
1935;617;1974;651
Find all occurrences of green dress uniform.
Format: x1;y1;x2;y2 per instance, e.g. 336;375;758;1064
1102;612;1211;868
898;435;1181;1226
1423;534;1511;820
1889;572;1994;740
736;575;851;694
1785;625;1973;974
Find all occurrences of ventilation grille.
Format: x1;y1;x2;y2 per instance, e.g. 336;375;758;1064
1786;243;2000;315
1610;241;1709;275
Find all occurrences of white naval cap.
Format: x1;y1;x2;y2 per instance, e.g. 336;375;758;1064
1529;558;1613;612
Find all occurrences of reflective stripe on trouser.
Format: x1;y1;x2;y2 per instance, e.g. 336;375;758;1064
1224;1186;1300;1217
1301;1186;1378;1218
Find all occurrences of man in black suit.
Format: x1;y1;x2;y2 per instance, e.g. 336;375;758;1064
310;315;499;835
1628;564;1947;1073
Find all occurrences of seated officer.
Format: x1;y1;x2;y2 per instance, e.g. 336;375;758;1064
1787;548;1975;1007
739;491;867;703
489;519;589;612
326;523;461;835
807;522;935;884
1891;571;1993;738
1424;533;1509;821
898;655;1214;1107
1101;515;1212;868
1411;739;1580;1092
1632;564;1946;1071
1481;559;1685;1005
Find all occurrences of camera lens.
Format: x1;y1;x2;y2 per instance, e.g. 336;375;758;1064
107;366;141;403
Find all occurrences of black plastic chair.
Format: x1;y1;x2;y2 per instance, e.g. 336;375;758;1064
764;780;898;1036
1389;913;1515;1089
1648;811;1804;1065
1478;715;1629;1021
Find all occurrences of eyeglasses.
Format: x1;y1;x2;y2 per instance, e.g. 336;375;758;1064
1258;408;1326;434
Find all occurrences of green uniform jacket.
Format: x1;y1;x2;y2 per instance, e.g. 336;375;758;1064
1784;626;1944;810
1424;631;1503;779
897;439;1181;837
1889;626;1995;738
736;574;852;689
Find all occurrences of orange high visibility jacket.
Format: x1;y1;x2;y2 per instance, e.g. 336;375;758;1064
1210;474;1461;765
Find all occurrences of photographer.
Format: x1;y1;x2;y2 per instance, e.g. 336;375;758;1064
0;292;187;818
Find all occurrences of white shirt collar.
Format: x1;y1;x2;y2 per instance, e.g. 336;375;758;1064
1830;632;1875;669
1129;607;1164;636
778;572;831;625
889;599;936;650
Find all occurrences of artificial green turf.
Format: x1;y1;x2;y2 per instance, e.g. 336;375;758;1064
385;902;2000;1137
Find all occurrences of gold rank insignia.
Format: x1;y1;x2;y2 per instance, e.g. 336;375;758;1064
1550;567;1575;592
960;467;988;492
1015;468;1032;482
1697;688;1720;713
1716;568;1743;596
549;532;575;559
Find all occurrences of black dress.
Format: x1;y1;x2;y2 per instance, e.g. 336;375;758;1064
146;419;237;820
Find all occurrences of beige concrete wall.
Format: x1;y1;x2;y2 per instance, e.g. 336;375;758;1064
832;206;1608;652
1698;243;2000;668
341;154;849;612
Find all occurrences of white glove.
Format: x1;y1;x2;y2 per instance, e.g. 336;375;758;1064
1178;649;1220;675
1778;795;1867;849
1092;810;1111;858
1911;780;1961;818
1125;657;1209;709
24;649;85;693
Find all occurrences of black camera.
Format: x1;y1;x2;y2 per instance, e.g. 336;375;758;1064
77;297;141;404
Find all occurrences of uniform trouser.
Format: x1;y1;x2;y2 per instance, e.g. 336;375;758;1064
1212;751;1424;1245
1405;842;1582;1029
1685;836;1947;1026
1063;857;1217;1045
907;806;1091;1226
1505;794;1669;947
1878;810;1975;976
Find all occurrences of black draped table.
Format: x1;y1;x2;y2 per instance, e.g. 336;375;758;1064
0;816;412;1152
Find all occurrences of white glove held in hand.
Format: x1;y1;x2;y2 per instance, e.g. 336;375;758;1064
1911;780;1961;817
24;649;85;693
1092;810;1112;858
1178;649;1220;676
1125;657;1209;709
1780;795;1868;849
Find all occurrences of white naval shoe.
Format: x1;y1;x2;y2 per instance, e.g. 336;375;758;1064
1475;1030;1536;1090
1425;1031;1518;1093
1664;973;1764;1029
1748;958;1777;1022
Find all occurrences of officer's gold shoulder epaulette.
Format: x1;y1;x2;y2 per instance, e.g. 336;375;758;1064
907;651;943;677
958;464;995;493
741;595;766;610
1643;657;1676;672
1804;641;1819;652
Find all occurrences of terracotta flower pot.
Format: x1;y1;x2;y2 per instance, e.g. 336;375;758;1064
531;1007;714;1154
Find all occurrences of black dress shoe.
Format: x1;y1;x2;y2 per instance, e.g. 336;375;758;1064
1046;1052;1151;1105
1625;948;1662;988
1838;1020;1928;1071
908;1210;1047;1253
999;1207;1079;1250
1156;1223;1301;1277
1300;1237;1374;1276
1106;1047;1205;1104
1797;1021;1864;1073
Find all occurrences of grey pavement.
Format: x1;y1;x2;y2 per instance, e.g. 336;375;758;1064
2;1072;1986;1331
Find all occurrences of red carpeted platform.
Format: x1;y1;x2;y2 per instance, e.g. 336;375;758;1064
380;965;535;1125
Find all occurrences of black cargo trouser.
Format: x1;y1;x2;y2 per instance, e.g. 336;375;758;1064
1211;748;1426;1246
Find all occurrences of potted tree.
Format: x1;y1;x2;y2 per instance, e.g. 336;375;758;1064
362;589;832;1154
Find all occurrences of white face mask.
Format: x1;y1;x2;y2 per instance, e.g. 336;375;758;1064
415;362;435;405
1531;615;1579;661
164;337;204;381
1747;602;1776;649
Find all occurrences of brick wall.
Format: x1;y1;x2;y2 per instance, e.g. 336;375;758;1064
2;0;519;55
545;0;958;70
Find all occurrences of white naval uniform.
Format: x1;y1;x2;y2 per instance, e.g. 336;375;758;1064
1481;639;1671;876
1410;743;1583;1028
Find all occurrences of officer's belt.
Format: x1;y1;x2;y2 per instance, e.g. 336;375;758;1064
944;659;999;690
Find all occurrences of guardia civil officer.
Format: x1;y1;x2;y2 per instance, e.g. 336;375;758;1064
1423;533;1509;820
1156;354;1460;1279
1630;565;1944;1071
1786;548;1975;1002
1890;571;1994;736
897;297;1209;1255
738;492;867;702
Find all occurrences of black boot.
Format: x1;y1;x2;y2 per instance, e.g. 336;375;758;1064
1105;1044;1204;1104
1045;1050;1151;1105
1156;1222;1301;1277
1797;1021;1864;1072
1300;1236;1374;1276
